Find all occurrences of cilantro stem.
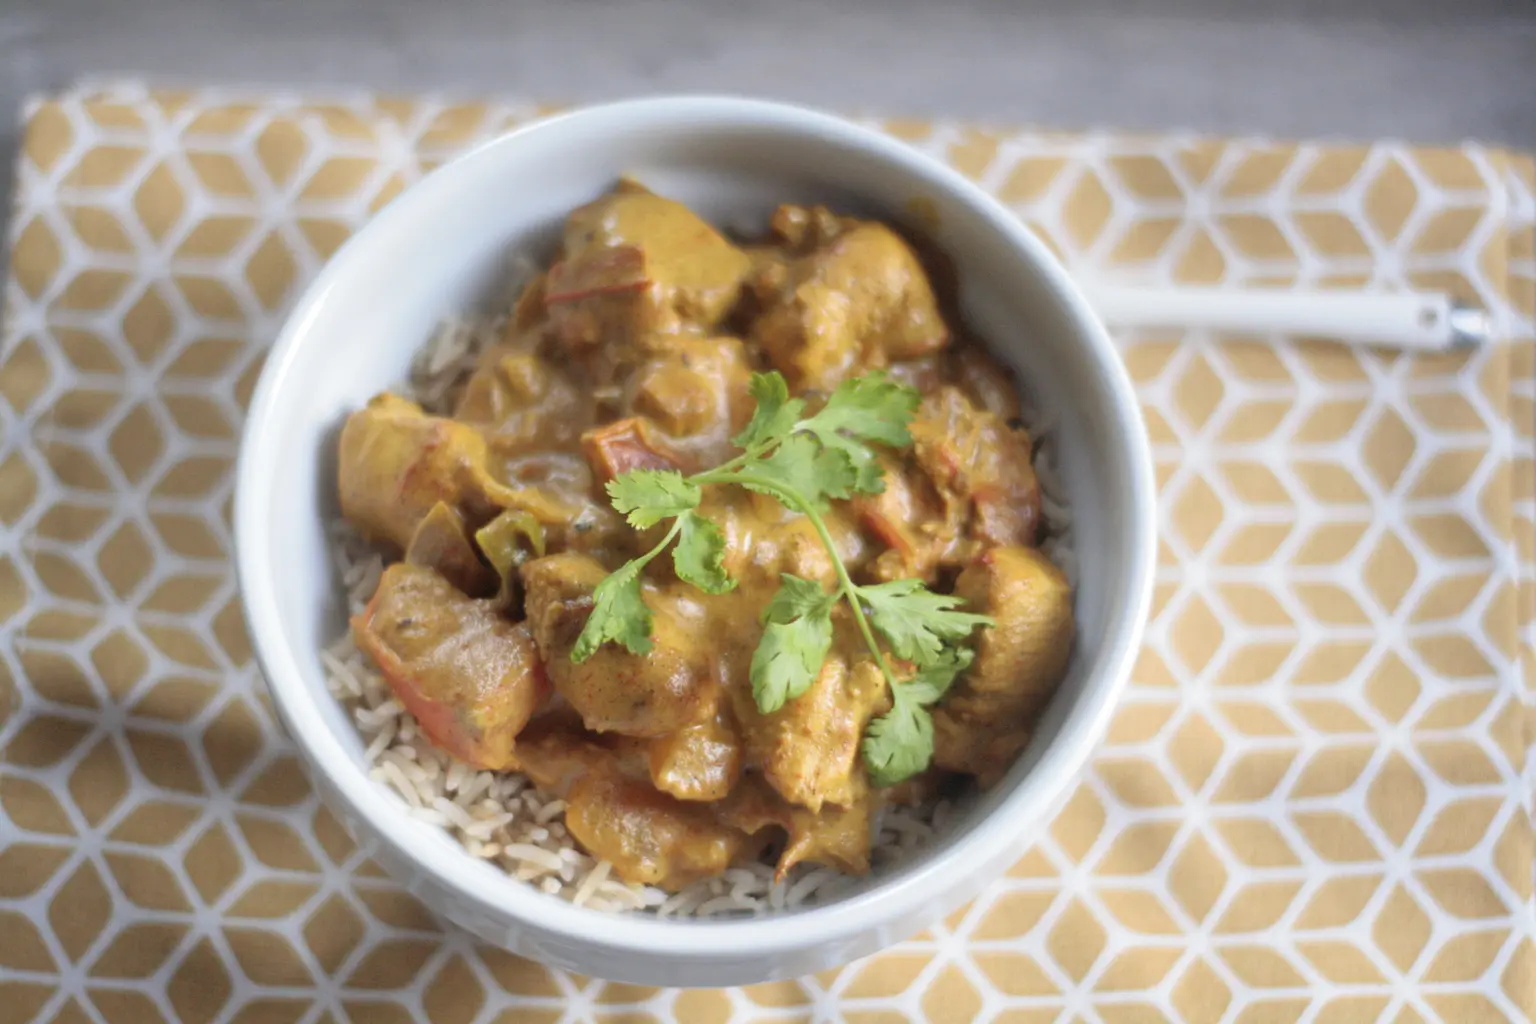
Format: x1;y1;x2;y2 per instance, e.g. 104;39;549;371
698;468;899;692
631;516;686;571
705;441;777;479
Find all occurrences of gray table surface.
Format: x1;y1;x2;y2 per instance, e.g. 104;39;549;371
3;0;1535;277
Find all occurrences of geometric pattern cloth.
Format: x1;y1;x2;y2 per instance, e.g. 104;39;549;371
1;82;1532;1022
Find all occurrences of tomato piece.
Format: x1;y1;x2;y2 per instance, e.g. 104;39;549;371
544;245;650;304
580;417;688;482
352;563;549;769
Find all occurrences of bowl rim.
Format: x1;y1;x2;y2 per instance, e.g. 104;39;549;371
235;93;1157;959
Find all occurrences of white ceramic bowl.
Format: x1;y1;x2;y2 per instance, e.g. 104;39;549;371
235;96;1156;987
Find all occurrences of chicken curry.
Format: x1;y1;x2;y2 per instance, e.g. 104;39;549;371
337;182;1075;892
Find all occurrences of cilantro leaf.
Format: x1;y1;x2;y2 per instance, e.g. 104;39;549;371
732;371;805;450
751;574;836;713
673;511;735;594
805;444;861;503
795;372;918;495
862;695;935;787
857;579;993;665
901;646;974;704
764;573;836;623
606;469;700;529
862;646;975;785
571;561;653;661
747;435;826;496
801;372;920;448
736;434;858;507
808;431;886;495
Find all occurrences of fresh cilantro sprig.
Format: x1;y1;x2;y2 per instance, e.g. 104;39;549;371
862;647;974;786
569;370;995;784
750;574;836;713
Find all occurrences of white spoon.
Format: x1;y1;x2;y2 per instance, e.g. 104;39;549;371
1081;284;1492;353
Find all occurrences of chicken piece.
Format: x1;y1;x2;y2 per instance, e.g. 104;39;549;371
514;712;737;889
703;490;868;593
521;553;717;737
508;272;550;333
733;656;889;813
337;393;521;552
515;713;609;793
949;343;1022;422
752;222;949;392
778;798;870;879
751;515;846;592
717;774;873;881
931;713;1031;789
352;563;549;770
853;451;957;584
932;546;1074;781
565;771;746;891
519;551;608;640
403;501;498;598
884;354;948;396
580;417;689;483
631;361;715;436
767;203;850;255
856;385;1041;581
647;711;743;802
879;769;946;808
944;545;1073;720
565;183;751;328
627;335;754;465
547;183;752;358
515;710;646;794
455;345;596;455
909;386;1040;553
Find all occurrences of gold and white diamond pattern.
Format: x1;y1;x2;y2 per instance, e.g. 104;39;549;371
0;85;1532;1023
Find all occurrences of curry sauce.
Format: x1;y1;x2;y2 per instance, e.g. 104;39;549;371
337;182;1075;890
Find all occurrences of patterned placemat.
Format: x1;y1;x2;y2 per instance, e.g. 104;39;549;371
1;82;1533;1023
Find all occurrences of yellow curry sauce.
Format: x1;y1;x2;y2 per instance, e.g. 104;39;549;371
336;181;1075;891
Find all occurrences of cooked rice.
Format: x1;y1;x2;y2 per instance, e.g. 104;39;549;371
322;309;1075;917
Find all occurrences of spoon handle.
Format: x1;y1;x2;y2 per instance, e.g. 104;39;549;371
1081;284;1491;353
